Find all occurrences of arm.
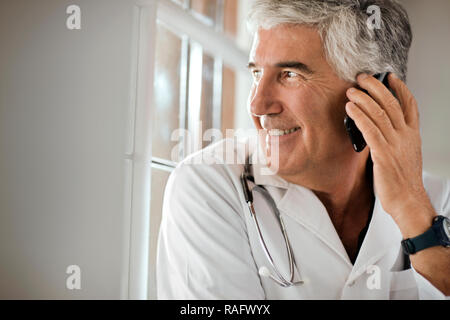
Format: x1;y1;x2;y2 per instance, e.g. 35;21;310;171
395;196;450;297
346;73;450;297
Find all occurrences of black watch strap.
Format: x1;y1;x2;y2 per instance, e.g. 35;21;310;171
401;227;441;255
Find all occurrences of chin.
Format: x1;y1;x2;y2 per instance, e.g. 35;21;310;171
265;153;303;177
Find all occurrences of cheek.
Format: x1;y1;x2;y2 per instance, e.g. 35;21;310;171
284;85;347;144
303;84;348;127
283;86;327;124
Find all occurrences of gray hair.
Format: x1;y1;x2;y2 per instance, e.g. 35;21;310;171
247;0;412;82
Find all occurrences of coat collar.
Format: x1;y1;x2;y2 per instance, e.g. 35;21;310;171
348;197;403;280
248;139;402;276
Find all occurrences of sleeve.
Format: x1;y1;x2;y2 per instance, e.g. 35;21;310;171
156;162;266;300
412;176;450;300
411;265;450;300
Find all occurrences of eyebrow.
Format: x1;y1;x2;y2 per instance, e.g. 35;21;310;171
247;61;314;75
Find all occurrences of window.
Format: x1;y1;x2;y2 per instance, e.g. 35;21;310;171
147;0;253;299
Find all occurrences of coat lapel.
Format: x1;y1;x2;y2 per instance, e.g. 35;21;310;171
251;147;402;276
348;197;403;282
253;161;352;267
277;184;353;267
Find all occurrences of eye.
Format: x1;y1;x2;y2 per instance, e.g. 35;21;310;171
251;69;262;80
279;70;305;86
283;71;300;79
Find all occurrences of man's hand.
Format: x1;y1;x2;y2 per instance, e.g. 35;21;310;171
345;73;436;236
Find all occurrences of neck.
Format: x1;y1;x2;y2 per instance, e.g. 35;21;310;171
319;155;373;216
281;150;374;221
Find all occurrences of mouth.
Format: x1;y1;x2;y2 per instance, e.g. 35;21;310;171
266;127;301;137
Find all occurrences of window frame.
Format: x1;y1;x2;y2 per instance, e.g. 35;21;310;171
126;0;248;300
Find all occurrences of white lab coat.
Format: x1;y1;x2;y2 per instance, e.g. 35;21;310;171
156;138;450;299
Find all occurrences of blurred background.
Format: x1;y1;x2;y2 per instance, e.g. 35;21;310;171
0;0;448;299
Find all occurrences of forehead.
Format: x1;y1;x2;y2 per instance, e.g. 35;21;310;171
249;24;324;66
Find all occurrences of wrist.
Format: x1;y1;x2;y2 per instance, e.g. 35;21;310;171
392;201;437;239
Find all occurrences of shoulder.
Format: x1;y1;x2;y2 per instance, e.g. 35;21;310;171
160;139;253;245
157;141;266;300
163;138;251;210
422;171;450;217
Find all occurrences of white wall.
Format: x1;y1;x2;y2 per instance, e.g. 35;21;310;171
0;0;147;299
399;0;450;179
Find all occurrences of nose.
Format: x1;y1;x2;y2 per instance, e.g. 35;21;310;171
249;73;283;118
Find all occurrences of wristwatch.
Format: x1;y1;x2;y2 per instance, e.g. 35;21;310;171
401;215;450;255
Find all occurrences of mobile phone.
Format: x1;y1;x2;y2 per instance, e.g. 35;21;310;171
344;72;392;152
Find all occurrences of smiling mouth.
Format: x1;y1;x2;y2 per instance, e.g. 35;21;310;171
267;127;301;136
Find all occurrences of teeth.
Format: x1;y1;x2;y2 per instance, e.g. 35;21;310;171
268;127;300;136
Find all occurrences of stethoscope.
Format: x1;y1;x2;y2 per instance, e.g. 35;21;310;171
240;156;304;287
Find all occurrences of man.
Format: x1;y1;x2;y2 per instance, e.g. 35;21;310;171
157;0;450;299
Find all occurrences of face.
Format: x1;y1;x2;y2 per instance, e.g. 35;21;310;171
248;24;355;179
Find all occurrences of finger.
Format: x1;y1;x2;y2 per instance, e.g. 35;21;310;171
388;73;420;129
345;101;388;151
346;87;396;142
356;74;406;130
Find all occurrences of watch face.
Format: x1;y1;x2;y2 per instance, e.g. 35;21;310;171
444;217;450;241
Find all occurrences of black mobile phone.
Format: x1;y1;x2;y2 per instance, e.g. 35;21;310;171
344;72;392;152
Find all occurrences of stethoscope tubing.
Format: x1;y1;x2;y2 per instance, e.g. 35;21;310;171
240;159;303;287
